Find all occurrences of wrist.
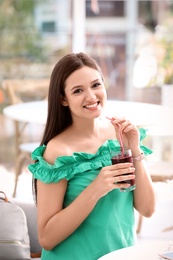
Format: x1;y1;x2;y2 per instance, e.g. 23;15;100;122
132;152;145;162
131;148;141;157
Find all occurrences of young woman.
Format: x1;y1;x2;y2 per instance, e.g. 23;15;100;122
28;52;156;260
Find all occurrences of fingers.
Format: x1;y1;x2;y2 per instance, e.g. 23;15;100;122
107;171;135;192
114;172;135;183
114;166;135;176
105;163;135;181
103;164;135;181
111;117;134;132
96;165;136;197
107;163;134;172
113;181;132;190
111;169;135;191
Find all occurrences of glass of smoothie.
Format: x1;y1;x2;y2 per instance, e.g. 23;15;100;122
111;149;136;192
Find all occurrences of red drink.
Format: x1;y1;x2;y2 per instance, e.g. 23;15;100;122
111;149;136;192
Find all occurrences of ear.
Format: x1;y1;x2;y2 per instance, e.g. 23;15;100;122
61;96;68;106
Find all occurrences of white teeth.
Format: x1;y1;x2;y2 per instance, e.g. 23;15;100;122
85;103;98;108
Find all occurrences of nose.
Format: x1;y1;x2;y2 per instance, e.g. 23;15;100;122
85;88;96;101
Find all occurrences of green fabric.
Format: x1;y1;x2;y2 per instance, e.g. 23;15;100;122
28;128;152;260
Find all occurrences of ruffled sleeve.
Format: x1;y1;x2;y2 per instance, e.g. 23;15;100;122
28;145;78;183
139;128;153;155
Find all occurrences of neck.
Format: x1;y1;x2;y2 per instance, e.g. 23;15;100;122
70;117;100;137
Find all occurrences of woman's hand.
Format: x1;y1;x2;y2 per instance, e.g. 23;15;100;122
110;117;140;151
92;163;135;198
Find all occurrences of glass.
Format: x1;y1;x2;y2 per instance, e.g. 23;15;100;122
111;149;136;192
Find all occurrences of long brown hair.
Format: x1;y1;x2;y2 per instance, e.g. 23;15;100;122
33;52;103;200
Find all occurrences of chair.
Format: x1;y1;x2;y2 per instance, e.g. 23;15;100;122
11;197;41;259
136;160;173;234
2;79;49;197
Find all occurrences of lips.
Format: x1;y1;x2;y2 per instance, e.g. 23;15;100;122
83;101;100;108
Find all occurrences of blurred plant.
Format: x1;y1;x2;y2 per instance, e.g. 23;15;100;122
154;18;173;85
0;0;48;62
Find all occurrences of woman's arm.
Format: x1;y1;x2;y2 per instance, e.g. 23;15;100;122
131;149;156;217
37;179;99;250
110;117;156;217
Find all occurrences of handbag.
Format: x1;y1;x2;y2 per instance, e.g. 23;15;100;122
0;191;31;260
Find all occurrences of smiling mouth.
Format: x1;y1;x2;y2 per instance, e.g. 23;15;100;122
83;101;100;108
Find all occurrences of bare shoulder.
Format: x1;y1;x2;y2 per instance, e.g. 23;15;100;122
43;135;71;164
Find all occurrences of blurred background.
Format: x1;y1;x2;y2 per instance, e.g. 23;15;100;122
1;0;173;103
0;0;173;242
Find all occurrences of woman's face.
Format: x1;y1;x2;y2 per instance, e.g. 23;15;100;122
62;66;107;120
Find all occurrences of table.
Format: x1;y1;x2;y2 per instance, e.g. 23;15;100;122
3;101;48;197
98;240;173;260
3;100;47;125
105;100;173;128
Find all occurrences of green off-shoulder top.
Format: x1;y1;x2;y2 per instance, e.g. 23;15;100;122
28;128;152;260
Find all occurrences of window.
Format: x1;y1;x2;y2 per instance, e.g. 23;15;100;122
42;21;56;32
86;1;124;17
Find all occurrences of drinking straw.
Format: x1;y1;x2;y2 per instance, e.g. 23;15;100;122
105;116;124;157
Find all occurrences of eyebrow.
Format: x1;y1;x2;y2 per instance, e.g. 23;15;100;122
70;79;100;91
70;85;81;91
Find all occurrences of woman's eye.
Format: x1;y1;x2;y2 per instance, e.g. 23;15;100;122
73;88;83;94
93;82;101;88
